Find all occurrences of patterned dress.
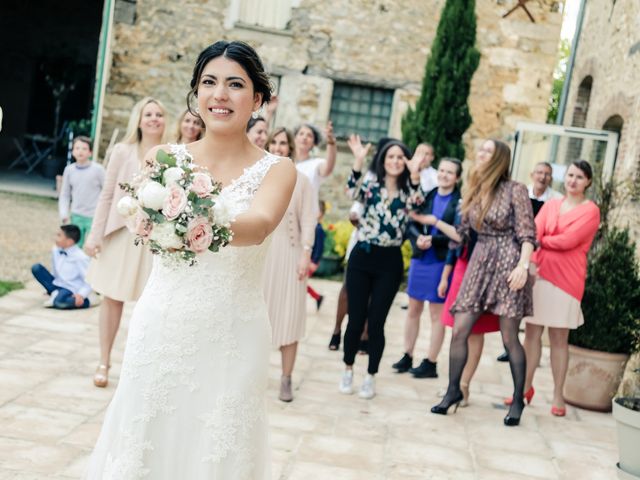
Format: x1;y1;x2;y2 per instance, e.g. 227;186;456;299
451;180;537;319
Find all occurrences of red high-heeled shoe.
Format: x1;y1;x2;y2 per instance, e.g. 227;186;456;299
504;386;535;406
551;405;566;417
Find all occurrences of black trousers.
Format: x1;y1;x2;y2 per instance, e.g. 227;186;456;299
344;244;404;374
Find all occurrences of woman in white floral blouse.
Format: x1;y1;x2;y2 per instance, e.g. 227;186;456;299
338;135;426;399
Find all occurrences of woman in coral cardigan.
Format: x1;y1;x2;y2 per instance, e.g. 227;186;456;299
517;160;600;416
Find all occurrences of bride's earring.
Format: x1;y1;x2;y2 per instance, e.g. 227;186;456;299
195;107;200;114
251;110;259;119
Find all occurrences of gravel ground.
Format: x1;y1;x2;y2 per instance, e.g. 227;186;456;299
0;191;60;282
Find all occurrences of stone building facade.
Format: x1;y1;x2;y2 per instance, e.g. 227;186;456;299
561;0;640;249
100;0;563;218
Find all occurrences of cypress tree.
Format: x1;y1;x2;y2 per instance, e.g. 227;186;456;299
402;0;480;160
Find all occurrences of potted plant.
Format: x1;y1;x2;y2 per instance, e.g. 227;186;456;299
315;224;341;277
564;227;640;411
315;221;354;278
613;317;640;480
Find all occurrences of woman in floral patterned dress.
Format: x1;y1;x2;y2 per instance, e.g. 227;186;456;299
338;135;425;400
430;139;536;427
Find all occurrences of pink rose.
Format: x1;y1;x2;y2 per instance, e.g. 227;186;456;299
186;216;213;253
134;211;153;239
190;173;214;198
162;183;188;220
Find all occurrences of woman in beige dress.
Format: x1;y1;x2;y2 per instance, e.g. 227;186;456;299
84;97;167;388
263;127;317;402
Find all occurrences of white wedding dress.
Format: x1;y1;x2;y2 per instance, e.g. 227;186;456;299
86;147;281;479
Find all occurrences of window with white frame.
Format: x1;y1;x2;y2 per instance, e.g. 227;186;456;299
329;83;394;142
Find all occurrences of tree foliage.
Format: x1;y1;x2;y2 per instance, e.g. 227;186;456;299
547;39;570;124
401;0;480;160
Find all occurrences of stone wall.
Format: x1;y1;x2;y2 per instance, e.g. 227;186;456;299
99;0;563;219
562;0;640;252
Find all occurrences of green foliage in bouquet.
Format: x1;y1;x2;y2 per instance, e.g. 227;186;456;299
156;149;177;168
569;227;640;354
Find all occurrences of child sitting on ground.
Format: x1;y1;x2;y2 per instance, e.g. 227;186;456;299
32;225;95;309
58;136;105;248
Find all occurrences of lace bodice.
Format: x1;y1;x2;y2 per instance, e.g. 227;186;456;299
153;145;282;297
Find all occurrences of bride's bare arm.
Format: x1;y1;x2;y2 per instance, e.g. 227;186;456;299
229;159;297;246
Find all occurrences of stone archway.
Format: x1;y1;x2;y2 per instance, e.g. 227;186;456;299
566;76;594;163
588;114;624;181
602;114;624;169
602;114;624;134
571;76;593;128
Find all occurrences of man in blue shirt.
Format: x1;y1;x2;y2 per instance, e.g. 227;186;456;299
31;225;94;309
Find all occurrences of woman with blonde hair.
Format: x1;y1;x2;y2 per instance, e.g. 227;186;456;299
84;96;168;388
430;139;536;427
174;108;204;143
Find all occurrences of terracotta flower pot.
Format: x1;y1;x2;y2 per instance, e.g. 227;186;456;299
564;345;628;412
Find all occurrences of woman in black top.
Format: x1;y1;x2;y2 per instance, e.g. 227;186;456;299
338;135;425;400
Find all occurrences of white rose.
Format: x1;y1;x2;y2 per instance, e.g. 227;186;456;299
211;195;235;227
139;181;168;210
116;196;139;217
163;167;184;185
149;222;184;250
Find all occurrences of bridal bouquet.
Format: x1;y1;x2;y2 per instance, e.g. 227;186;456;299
117;147;234;265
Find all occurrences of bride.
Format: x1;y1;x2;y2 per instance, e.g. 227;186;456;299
85;41;296;479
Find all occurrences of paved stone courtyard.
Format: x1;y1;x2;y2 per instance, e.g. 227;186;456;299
0;278;619;479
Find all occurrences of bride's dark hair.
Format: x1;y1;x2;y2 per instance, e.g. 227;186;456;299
187;40;272;117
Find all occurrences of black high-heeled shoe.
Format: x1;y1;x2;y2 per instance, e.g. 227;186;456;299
328;333;340;351
431;391;464;415
504;400;525;426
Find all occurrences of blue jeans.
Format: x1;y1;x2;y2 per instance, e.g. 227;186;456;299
31;264;89;309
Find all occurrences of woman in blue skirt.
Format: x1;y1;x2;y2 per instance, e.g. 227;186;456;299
392;157;462;378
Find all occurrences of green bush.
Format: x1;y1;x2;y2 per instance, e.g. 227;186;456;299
569;228;640;354
401;0;480;159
